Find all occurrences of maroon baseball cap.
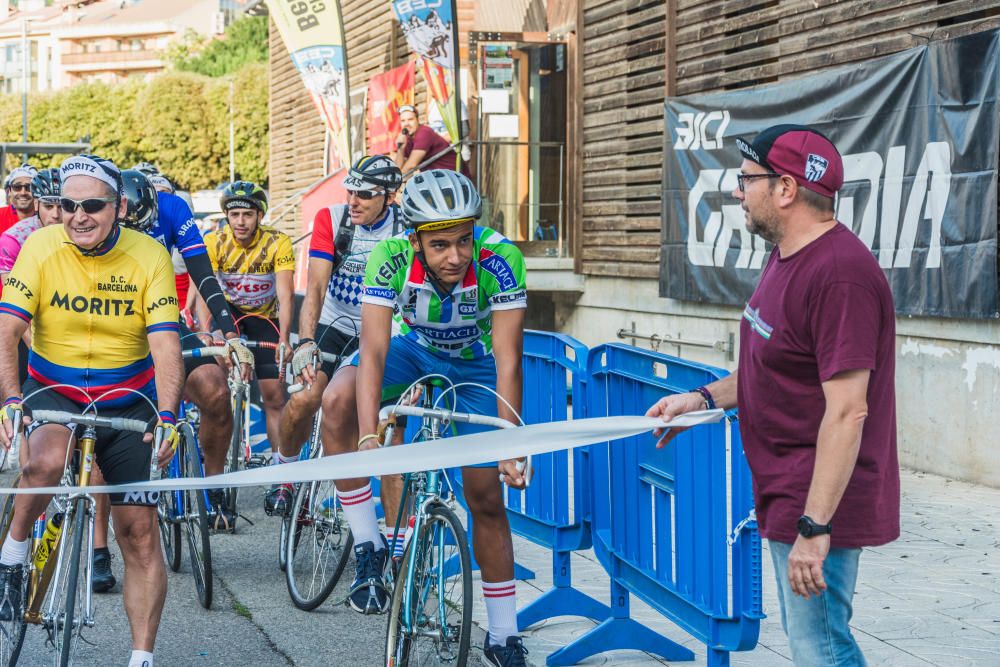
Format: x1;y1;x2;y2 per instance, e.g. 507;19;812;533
736;124;844;198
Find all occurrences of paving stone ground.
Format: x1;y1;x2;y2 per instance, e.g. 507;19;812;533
503;468;1000;666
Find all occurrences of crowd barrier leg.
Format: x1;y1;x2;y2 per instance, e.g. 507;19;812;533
516;549;610;631
547;579;694;666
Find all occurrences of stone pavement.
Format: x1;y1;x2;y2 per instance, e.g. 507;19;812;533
480;469;1000;666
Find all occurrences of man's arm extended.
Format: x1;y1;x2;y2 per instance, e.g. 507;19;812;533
148;331;184;418
491;308;526;487
297;257;333;342
356;303;394;446
276;270;295;347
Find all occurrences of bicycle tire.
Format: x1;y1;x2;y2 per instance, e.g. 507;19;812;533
180;423;212;609
54;499;88;667
385;503;472;666
157;475;181;573
222;392;246;525
279;412;322;573
285;479;353;611
0;477;25;667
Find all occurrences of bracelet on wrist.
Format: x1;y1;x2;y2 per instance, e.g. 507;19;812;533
357;433;379;449
693;386;716;410
297;338;315;345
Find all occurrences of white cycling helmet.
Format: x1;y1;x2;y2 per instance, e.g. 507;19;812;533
400;169;481;231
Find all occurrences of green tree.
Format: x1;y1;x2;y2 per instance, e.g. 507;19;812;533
172;15;268;78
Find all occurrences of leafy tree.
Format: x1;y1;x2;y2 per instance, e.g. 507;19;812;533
171;15;268;78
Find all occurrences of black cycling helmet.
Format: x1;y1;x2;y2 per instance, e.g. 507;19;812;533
30;168;61;200
220;181;268;215
342;155;403;193
120;169;158;233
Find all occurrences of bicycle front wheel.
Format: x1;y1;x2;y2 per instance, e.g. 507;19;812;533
157;481;181;573
285;479;352;610
0;477;26;667
50;498;88;667
179;423;212;609
222;393;246;524
385;503;472;666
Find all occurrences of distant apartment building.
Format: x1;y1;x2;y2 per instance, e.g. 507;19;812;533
0;0;258;93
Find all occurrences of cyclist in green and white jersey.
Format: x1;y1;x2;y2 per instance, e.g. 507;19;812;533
324;170;529;665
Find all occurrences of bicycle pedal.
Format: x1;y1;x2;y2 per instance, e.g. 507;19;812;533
246;455;269;469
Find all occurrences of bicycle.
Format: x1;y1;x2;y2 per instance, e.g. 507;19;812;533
0;404;151;667
380;379;517;666
184;340;277;531
155;376;212;609
280;349;354;610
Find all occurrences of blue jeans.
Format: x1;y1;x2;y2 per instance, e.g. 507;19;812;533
769;540;867;667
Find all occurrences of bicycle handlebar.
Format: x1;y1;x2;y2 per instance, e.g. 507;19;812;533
30;410;148;433
378;405;517;430
181;340;280;360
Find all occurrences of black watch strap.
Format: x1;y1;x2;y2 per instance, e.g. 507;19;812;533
797;515;832;538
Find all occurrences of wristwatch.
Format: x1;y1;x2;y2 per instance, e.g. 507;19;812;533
797;515;832;538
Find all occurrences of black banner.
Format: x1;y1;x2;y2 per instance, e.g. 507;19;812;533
661;30;1000;319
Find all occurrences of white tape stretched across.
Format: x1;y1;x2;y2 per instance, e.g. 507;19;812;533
1;412;724;496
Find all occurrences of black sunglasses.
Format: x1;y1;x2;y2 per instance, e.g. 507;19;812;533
347;190;382;201
60;197;117;214
736;172;782;193
7;183;31;192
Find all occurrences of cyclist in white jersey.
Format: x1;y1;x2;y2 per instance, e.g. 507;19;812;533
267;156;406;514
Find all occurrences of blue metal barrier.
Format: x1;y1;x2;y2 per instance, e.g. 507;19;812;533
546;343;762;667
510;331;610;630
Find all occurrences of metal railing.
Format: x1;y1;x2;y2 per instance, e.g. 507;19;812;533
616;322;735;361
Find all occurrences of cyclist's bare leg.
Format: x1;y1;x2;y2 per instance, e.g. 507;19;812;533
379;424;407;531
461;467;515;582
276;370;329;459
258;378;287;455
184;363;232;476
319;367;361;488
92;465;110;550
112;504;165;651
6;425;71;542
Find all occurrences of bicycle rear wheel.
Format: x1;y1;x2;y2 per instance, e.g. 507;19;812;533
385;503;471;666
285;479;352;610
179;423;212;609
50;498;88;667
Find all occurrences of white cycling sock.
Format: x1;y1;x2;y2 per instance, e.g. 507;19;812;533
272;451;297;465
0;536;28;566
384;528;407;558
337;484;381;548
127;649;153;667
482;579;518;645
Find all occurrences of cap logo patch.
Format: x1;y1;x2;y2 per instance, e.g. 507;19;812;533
736;138;760;162
805;153;829;182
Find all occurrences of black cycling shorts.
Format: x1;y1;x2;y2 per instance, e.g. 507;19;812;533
21;379;158;507
314;323;360;378
16;340;28;387
237;315;282;381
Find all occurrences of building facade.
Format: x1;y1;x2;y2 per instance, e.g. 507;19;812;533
269;0;1000;486
0;0;250;93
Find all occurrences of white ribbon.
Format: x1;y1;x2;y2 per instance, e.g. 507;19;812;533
1;412;724;496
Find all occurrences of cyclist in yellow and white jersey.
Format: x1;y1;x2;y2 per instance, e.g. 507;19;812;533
0;154;183;667
205;182;295;460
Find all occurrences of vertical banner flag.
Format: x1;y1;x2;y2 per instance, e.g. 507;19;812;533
349;86;368;165
367;61;416;154
391;0;463;169
268;1;352;171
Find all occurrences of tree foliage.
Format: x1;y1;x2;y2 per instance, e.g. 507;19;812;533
170;15;269;78
0;63;269;190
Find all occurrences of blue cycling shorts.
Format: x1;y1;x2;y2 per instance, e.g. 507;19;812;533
350;334;500;468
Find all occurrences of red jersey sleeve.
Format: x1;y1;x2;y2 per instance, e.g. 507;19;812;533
308;207;336;263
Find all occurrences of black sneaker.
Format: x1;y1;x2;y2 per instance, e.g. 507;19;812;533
348;537;390;614
207;489;237;532
0;563;23;622
92;548;116;593
264;484;294;517
482;635;529;667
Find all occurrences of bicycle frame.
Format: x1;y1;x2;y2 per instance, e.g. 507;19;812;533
162;402;210;529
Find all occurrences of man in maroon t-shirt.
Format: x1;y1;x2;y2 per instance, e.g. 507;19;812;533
392;104;468;176
647;124;898;667
0;165;38;236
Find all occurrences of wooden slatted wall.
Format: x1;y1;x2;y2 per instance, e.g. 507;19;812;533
580;0;1000;278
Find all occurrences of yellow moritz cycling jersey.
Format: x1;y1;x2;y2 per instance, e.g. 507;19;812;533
204;225;295;318
0;224;179;408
